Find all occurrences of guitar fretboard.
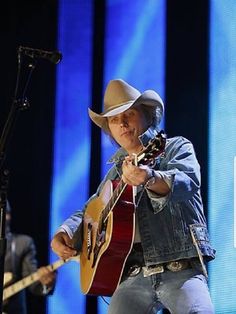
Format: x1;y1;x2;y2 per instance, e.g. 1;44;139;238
103;179;127;223
3;257;79;301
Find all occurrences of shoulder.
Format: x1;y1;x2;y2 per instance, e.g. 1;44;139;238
166;136;194;150
13;233;35;247
167;135;192;145
164;136;196;160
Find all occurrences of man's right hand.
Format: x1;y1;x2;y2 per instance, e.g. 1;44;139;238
51;232;77;260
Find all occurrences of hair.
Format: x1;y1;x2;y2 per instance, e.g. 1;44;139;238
142;105;159;129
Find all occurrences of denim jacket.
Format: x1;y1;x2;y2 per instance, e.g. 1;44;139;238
60;126;215;266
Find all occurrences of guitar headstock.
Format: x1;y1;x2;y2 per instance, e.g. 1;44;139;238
137;130;166;165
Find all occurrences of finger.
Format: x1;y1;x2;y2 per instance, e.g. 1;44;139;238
58;248;77;260
39;267;54;275
51;236;71;256
122;174;135;186
40;271;56;282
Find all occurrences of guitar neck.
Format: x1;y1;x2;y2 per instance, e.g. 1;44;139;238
103;179;127;222
3;259;66;301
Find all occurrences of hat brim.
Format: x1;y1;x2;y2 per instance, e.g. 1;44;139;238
88;90;164;131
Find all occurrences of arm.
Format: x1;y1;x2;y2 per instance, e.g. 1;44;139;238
161;136;201;201
51;167;116;260
122;159;170;196
122;137;201;201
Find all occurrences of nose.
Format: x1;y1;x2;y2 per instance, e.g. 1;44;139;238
120;116;128;127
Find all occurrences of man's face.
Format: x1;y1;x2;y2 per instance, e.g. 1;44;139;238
107;107;150;154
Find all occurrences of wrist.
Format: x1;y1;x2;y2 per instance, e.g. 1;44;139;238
145;169;156;189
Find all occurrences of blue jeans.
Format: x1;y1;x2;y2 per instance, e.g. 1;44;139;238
107;268;214;314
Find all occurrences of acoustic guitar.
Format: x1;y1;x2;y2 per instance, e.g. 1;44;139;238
80;131;166;296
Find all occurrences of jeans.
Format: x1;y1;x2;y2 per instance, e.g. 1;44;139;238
107;268;214;314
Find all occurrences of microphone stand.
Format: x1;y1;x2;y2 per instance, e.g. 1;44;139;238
0;48;37;312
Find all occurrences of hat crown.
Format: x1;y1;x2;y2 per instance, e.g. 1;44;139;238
104;79;141;113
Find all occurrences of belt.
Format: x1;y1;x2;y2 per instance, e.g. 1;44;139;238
127;259;192;277
143;259;190;277
127;244;199;277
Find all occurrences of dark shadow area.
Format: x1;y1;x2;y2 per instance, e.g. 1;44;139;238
0;1;58;313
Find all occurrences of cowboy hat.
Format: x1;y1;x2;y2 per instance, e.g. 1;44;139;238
88;79;164;132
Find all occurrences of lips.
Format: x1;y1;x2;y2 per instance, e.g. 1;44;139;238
121;131;129;136
121;130;133;137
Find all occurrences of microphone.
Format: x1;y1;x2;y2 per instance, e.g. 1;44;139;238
18;46;62;64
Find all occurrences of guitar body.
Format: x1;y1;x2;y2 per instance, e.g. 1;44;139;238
80;179;135;296
80;131;166;296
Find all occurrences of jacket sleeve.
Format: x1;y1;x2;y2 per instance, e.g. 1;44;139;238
165;136;201;202
147;136;202;213
58;165;117;239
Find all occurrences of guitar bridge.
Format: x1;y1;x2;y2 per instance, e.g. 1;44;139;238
87;223;93;260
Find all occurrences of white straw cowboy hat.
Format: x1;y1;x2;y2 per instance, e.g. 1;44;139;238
88;79;164;133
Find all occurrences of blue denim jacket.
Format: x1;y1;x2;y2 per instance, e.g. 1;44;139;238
60;126;215;266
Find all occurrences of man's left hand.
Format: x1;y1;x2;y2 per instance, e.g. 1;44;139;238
38;266;56;287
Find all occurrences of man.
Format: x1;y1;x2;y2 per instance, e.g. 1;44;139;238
3;200;56;314
51;79;215;313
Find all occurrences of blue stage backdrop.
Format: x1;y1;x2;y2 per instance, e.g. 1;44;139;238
48;1;93;313
208;1;236;313
49;0;165;313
